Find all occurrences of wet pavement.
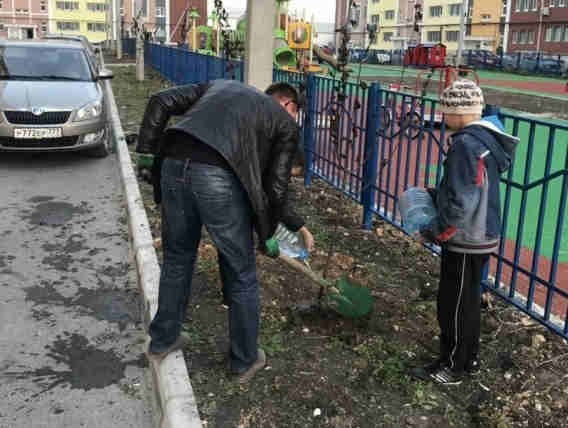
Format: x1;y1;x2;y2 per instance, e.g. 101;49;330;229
0;151;152;428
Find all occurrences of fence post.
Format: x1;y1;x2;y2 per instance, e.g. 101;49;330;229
361;82;381;230
303;73;317;187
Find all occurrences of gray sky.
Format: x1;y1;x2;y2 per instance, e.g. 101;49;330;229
207;0;336;23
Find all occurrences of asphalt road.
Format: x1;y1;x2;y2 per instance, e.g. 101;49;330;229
0;150;153;427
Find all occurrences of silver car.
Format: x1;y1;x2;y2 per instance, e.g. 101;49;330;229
0;39;113;157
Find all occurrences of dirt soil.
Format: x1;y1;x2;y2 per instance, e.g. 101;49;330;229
112;66;568;428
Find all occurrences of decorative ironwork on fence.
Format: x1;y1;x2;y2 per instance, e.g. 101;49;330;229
135;42;568;340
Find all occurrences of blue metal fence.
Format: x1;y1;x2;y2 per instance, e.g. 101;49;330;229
122;38;136;57
143;42;244;84
137;43;568;340
347;48;566;76
290;71;568;339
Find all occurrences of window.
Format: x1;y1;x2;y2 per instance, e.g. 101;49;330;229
482;14;491;20
383;32;393;41
372;0;380;3
0;24;4;31
385;10;395;20
56;2;79;11
528;30;535;43
40;1;47;11
516;0;529;9
564;25;568;41
545;25;552;41
529;0;537;9
448;4;461;16
446;30;459;41
15;8;28;13
0;2;3;8
87;3;107;12
57;21;80;31
502;0;507;16
371;14;379;24
427;30;441;42
430;6;443;16
87;22;106;32
519;29;527;43
156;7;165;17
511;30;517;43
120;0;124;15
553;25;562;41
558;0;565;6
41;22;48;32
134;0;147;17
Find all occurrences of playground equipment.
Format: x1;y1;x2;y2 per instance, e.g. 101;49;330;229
181;0;334;73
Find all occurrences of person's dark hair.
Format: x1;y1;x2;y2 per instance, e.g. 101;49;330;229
265;82;300;107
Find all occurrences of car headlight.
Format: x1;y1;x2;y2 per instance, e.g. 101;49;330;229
74;101;102;122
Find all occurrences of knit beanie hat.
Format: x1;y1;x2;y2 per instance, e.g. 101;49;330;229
439;79;484;115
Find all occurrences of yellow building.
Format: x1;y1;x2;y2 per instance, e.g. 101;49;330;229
421;0;462;52
49;0;109;43
467;0;503;52
368;0;399;50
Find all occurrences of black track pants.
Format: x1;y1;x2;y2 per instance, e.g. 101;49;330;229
437;248;489;372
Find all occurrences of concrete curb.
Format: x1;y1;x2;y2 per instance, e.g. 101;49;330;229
103;72;202;428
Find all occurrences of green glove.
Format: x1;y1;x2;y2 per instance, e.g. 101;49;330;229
264;238;280;258
136;153;155;184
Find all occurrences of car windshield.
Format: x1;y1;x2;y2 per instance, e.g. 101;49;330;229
0;45;92;81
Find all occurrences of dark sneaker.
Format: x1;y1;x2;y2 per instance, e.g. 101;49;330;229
233;349;266;384
465;359;481;375
430;366;464;385
409;358;447;381
146;335;187;362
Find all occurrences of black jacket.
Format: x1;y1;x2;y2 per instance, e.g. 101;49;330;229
136;79;305;242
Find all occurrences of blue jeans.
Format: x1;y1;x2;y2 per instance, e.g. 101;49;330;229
148;158;260;373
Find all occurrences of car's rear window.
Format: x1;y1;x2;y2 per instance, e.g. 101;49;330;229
0;46;93;81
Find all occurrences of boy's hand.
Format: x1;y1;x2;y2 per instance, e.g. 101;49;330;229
418;227;437;244
299;226;314;252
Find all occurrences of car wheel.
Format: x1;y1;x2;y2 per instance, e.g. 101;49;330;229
84;128;111;158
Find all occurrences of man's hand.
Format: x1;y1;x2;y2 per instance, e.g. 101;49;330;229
299;226;314;252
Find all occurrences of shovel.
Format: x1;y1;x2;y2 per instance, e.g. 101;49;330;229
265;238;374;319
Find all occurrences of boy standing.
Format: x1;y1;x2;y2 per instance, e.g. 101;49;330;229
417;79;518;385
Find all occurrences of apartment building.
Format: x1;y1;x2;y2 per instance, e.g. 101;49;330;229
336;0;369;48
369;0;423;50
0;0;49;39
368;0;398;49
466;0;505;52
117;0;171;41
508;0;568;54
170;0;207;44
421;0;462;51
49;0;108;43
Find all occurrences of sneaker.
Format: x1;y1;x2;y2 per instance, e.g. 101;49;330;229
233;349;266;384
146;335;187;362
430;366;464;385
409;358;447;381
465;358;481;375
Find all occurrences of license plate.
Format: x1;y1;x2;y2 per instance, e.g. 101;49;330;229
14;128;62;139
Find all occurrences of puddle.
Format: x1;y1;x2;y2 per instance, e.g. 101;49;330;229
24;281;139;328
4;332;146;396
24;201;89;226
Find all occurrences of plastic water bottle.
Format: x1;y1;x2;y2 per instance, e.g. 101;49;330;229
398;187;438;235
273;224;309;261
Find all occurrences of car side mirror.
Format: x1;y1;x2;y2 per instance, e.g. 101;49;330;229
98;69;114;80
94;47;101;54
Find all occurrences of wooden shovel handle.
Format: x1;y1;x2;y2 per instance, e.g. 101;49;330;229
278;254;329;290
